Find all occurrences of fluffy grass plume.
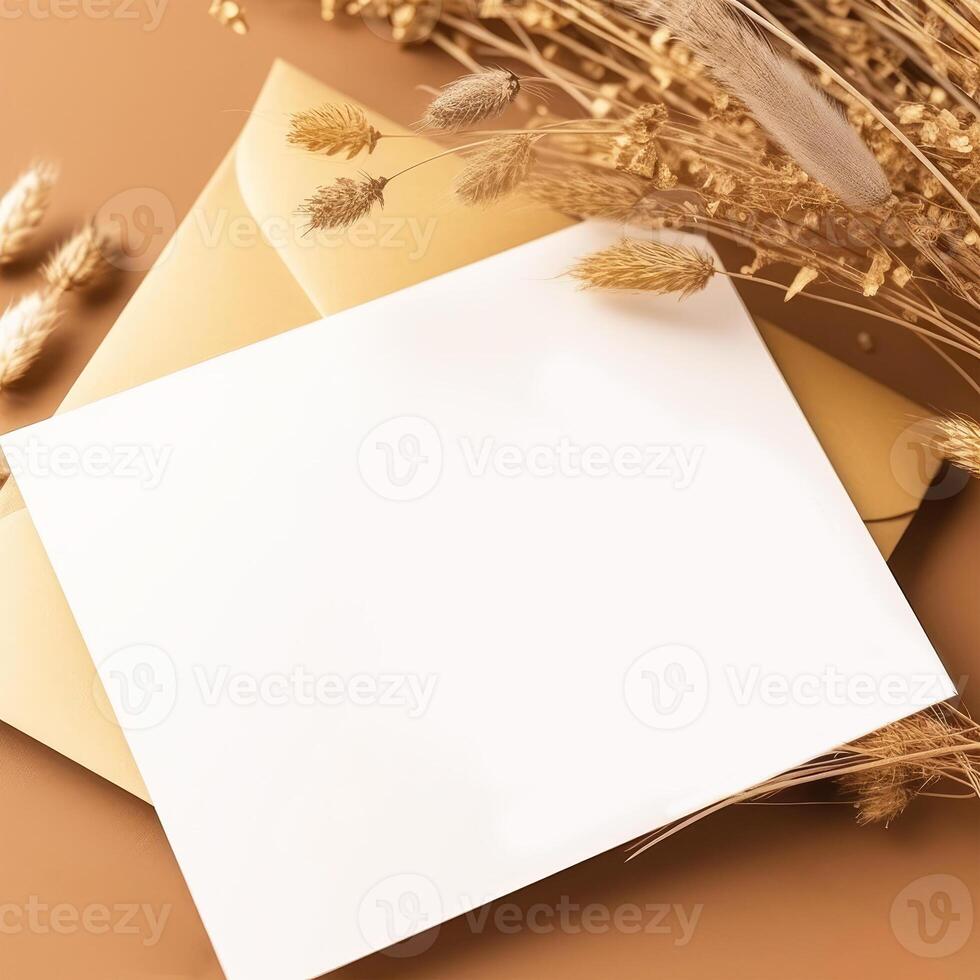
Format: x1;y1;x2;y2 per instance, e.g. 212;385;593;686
43;223;114;293
455;135;535;206
837;709;967;825
0;290;62;391
526;167;649;220
570;238;715;297
624;0;892;211
929;414;980;479
298;175;388;231
287;103;382;158
0;162;58;265
422;69;521;131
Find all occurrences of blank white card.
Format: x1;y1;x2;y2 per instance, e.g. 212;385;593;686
4;223;953;979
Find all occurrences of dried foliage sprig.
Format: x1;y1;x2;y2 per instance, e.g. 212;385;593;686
629;703;979;854
317;0;980;385
837;708;976;825
0;163;57;266
310;0;980;842
295;123;618;230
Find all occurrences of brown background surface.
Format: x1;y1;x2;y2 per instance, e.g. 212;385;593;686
0;3;976;979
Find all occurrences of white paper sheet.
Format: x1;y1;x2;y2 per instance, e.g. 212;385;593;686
3;223;953;980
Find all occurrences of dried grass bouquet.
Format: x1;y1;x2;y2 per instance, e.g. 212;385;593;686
296;0;980;829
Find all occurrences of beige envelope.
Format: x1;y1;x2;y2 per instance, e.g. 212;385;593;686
0;60;937;803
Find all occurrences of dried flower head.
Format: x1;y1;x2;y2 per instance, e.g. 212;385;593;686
287;104;382;158
0;162;58;266
929;413;980;478
422;69;521;131
0;290;62;392
613;103;668;178
298;175;388;231
455;135;535;206
837;710;964;825
569;238;715;297
43;223;115;293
